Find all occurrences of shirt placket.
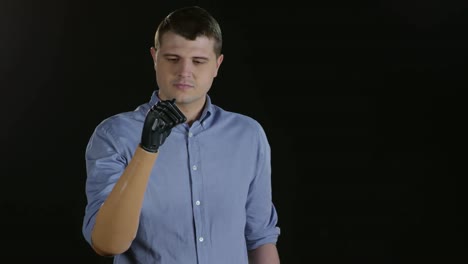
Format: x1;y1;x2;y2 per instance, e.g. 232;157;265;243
188;126;206;263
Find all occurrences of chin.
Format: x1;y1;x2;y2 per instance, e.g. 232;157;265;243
174;97;191;105
159;91;180;102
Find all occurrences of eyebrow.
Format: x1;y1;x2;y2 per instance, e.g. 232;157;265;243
162;53;209;60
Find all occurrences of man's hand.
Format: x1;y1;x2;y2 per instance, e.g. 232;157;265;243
140;99;186;153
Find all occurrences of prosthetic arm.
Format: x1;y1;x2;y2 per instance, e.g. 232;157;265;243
91;99;186;256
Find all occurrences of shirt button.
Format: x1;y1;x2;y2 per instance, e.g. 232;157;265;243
195;200;200;206
188;132;193;137
192;165;197;171
199;237;204;242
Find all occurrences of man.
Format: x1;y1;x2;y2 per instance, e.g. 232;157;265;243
82;6;280;264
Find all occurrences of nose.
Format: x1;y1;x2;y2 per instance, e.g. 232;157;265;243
177;60;193;78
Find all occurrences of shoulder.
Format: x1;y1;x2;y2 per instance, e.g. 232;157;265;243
210;105;271;157
211;104;267;137
91;103;148;138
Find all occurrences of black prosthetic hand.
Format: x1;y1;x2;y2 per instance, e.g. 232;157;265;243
140;99;187;153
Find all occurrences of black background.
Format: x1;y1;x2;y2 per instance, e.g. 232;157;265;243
1;0;465;263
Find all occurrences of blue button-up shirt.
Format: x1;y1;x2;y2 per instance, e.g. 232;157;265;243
82;91;280;264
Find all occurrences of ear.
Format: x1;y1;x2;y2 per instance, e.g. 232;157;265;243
150;47;157;66
213;54;224;77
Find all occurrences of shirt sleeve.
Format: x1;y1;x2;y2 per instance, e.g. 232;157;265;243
82;122;128;246
244;123;281;250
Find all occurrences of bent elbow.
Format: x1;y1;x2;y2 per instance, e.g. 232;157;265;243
91;235;131;256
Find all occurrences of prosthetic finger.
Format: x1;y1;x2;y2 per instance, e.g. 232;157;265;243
164;100;187;124
157;111;175;130
160;107;182;127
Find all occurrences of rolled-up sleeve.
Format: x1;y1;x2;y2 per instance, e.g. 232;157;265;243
244;124;281;250
82;122;127;245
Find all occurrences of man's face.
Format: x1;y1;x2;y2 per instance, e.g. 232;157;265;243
151;31;223;111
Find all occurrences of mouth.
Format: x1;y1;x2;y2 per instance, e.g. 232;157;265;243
174;83;194;90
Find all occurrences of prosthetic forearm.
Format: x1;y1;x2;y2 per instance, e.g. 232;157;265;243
91;99;186;256
91;148;158;256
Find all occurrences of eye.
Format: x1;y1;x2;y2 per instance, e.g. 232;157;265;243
193;60;206;65
166;57;179;62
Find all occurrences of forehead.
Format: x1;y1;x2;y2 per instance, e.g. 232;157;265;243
159;31;216;57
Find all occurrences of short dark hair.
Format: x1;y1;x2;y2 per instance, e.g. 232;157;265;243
154;6;223;57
